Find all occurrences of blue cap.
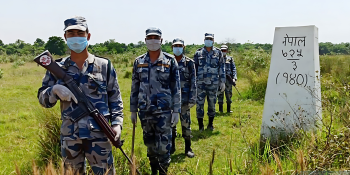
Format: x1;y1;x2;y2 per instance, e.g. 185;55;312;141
172;38;184;46
146;27;162;37
64;16;88;31
205;33;214;38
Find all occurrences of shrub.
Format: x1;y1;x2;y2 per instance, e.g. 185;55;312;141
243;70;268;101
124;70;132;79
0;69;3;79
35;108;62;168
240;47;270;72
12;59;25;68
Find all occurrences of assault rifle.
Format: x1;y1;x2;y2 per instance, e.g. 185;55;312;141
34;51;140;175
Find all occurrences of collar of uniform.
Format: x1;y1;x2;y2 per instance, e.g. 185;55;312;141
202;46;213;54
179;55;186;62
87;53;95;64
80;53;95;74
147;50;164;64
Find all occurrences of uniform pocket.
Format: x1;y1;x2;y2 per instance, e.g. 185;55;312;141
157;67;170;85
198;57;205;66
183;72;190;80
87;73;107;95
137;67;149;82
210;58;219;68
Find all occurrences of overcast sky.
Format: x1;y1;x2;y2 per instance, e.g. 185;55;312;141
1;0;349;45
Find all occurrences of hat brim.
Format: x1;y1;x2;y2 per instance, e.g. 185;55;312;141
146;32;161;36
64;25;87;31
205;36;214;38
172;41;184;45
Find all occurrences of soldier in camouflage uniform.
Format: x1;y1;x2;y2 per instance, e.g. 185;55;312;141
217;45;237;113
130;27;181;175
170;38;196;158
37;16;123;175
193;33;225;131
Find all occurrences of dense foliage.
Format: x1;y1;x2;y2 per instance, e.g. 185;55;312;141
1;37;350;56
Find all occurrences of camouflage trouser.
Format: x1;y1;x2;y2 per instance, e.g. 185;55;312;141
217;82;233;104
172;106;191;139
196;84;219;118
139;111;172;166
61;136;115;175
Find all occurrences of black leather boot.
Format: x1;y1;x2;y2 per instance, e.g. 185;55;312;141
150;159;159;175
207;117;214;131
185;138;195;158
198;118;204;131
219;104;223;113
227;103;233;113
170;128;176;154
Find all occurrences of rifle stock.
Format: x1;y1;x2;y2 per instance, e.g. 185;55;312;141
34;50;140;174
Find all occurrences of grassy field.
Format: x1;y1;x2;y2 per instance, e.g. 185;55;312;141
1;53;350;174
0;61;265;174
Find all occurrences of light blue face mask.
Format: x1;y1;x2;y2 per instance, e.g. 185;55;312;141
66;37;88;53
173;47;183;56
204;40;213;47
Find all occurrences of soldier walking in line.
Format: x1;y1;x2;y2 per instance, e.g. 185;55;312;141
193;33;225;131
129;27;181;175
217;45;237;113
38;16;123;175
170;38;196;158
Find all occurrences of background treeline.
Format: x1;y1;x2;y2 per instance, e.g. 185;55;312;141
0;37;349;56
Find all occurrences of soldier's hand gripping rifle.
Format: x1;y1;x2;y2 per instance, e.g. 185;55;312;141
34;51;141;175
226;74;241;97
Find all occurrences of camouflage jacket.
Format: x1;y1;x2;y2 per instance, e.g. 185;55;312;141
130;51;181;114
38;53;124;140
225;56;237;80
193;46;225;85
177;56;196;106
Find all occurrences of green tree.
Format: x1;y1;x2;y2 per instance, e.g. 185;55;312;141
34;38;45;47
0;40;4;47
45;36;66;55
15;39;26;49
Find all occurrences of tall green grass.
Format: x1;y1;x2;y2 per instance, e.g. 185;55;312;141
3;49;350;174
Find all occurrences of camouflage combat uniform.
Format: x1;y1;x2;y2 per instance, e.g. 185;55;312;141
217;55;237;105
193;46;225;119
173;56;196;139
38;54;123;175
130;51;181;169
